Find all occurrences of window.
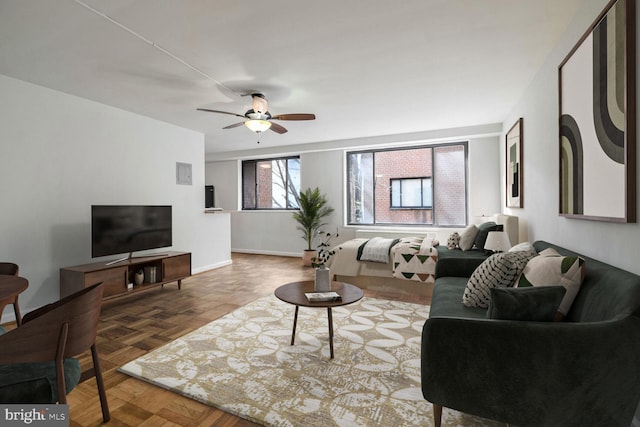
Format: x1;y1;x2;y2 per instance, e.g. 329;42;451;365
347;143;467;226
242;157;300;210
391;177;432;208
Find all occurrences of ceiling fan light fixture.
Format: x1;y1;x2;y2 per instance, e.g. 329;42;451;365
245;119;272;133
252;94;269;114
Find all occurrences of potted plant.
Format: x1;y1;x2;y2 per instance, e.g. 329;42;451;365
292;187;334;266
311;230;341;291
311;230;340;268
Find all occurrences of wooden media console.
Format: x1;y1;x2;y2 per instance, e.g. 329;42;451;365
60;251;191;300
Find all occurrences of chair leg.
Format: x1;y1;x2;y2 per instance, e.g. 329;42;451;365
91;344;110;423
13;298;22;327
433;403;443;427
55;324;69;404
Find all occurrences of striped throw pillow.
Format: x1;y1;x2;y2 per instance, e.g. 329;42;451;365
462;251;536;308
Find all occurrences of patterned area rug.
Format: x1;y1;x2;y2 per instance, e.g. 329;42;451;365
119;295;501;427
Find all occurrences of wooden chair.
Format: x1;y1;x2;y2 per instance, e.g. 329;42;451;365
0;283;110;422
0;262;22;326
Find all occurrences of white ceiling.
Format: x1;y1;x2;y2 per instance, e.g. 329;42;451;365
0;0;585;157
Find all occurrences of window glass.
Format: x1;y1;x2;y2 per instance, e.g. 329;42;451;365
242;156;300;210
347;152;374;223
390;177;433;208
242;161;256;209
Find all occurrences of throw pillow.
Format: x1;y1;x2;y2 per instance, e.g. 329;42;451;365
538;247;560;257
517;253;585;317
462;251;536;308
447;232;460;250
458;225;479;251
508;241;536;255
473;222;502;250
486;286;567;322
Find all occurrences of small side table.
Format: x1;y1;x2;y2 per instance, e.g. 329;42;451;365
274;280;363;359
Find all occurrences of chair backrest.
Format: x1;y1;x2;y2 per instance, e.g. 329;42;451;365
0;262;19;276
0;283;104;364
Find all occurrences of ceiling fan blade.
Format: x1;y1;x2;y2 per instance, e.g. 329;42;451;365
270;113;316;121
269;122;288;134
222;122;246;129
197;108;246;119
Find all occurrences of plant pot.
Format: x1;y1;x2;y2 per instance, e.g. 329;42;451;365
302;250;317;267
314;265;331;292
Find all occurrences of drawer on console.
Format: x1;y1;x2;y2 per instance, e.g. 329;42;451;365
163;254;191;280
85;267;127;297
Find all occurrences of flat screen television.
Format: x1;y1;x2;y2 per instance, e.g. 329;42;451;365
91;205;172;259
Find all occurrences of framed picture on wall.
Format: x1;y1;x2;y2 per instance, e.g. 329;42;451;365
506;118;523;208
558;0;636;222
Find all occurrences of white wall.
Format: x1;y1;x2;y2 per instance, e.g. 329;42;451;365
504;3;640;419
503;0;640;276
0;74;231;322
206;133;501;256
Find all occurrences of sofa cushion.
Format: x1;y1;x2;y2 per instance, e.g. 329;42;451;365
430;276;487;319
458;225;478;251
462;251;536;308
486;286;566;321
517;250;585;316
435;246;489;278
0;359;81;403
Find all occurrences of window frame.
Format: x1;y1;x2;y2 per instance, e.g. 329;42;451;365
346;142;468;227
390;176;433;209
241;156;301;211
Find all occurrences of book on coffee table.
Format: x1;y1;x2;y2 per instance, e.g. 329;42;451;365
305;291;342;302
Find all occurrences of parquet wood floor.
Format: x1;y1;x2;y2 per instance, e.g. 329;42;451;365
10;253;432;426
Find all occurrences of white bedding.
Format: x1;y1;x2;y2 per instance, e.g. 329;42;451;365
328;239;394;278
359;237;398;263
391;237;437;283
328;236;437;283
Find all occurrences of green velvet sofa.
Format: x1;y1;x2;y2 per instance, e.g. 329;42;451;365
434;245;489;279
421;240;640;426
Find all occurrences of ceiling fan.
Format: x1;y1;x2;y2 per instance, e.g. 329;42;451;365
197;93;315;141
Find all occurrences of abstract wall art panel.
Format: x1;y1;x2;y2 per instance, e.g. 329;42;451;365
559;0;636;222
506;118;523;208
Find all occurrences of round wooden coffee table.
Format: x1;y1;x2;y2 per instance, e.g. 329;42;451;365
274;280;363;359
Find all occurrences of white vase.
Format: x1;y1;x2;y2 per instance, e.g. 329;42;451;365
134;269;144;285
314;266;331;292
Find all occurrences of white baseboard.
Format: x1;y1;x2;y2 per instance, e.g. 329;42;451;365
192;259;233;274
232;248;300;258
